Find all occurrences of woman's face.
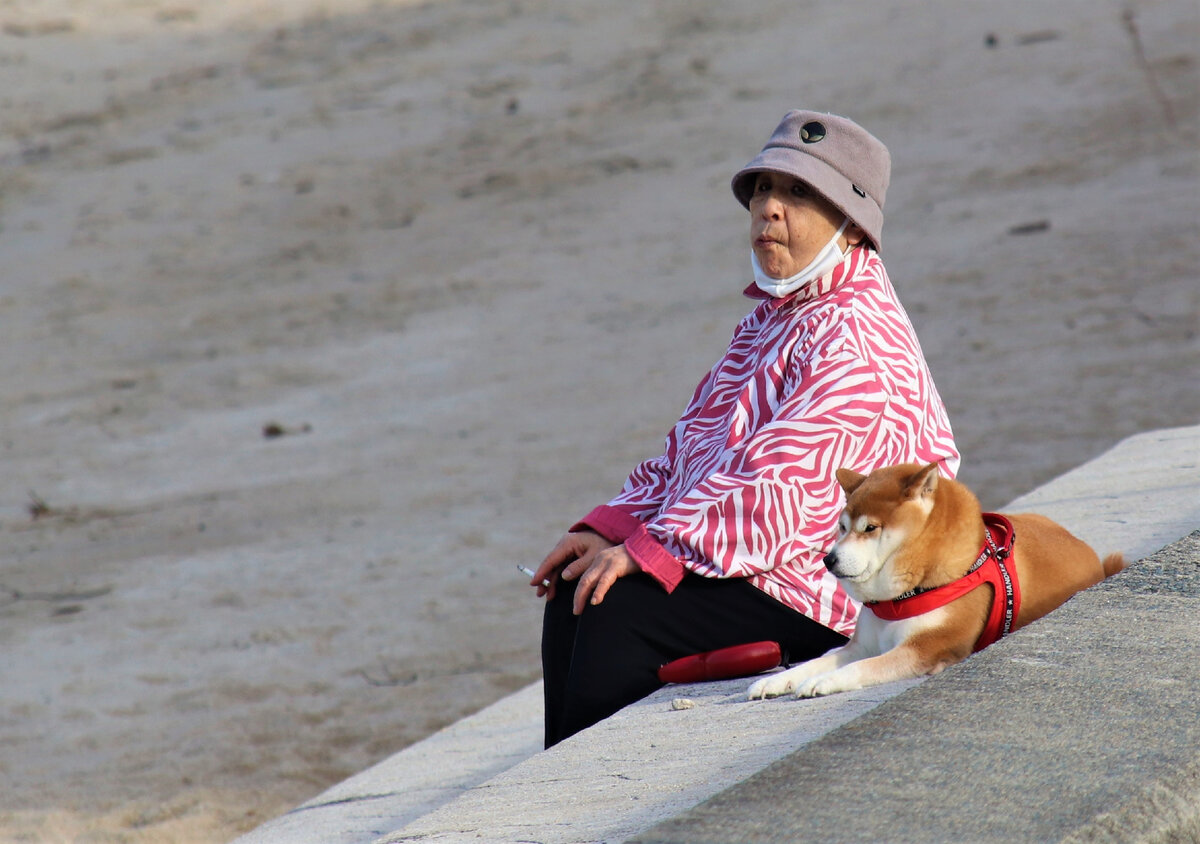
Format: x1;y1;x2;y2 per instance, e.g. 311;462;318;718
748;173;855;279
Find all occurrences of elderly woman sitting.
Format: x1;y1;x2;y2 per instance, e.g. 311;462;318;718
529;110;960;747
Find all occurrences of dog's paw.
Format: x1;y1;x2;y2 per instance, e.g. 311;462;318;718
795;677;830;698
796;672;854;698
746;673;797;700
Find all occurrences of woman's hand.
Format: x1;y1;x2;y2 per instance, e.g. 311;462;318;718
530;531;614;601
530;532;640;613
565;544;639;616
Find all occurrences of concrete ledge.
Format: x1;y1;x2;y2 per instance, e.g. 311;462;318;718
232;684;543;844
1004;425;1200;565
373;675;923;843
631;529;1200;844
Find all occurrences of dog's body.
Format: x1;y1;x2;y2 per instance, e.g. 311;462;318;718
747;462;1126;700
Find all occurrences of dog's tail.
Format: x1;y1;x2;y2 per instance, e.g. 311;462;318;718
1101;552;1128;578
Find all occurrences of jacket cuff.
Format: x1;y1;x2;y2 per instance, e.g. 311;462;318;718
571;504;648;545
571;505;644;544
624;525;686;592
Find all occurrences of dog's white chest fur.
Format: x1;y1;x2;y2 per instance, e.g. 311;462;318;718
853;605;948;652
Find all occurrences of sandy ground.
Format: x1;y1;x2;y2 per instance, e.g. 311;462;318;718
0;0;1194;841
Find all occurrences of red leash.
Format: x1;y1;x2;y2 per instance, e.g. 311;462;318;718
657;640;783;684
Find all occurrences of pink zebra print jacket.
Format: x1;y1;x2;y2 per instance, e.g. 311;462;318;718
574;246;960;635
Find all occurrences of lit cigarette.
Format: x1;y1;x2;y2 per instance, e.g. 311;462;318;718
518;565;552;588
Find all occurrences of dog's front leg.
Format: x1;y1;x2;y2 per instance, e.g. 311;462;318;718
746;641;867;700
796;646;928;697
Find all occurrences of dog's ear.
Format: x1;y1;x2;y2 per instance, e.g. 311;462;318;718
903;463;940;502
836;468;867;496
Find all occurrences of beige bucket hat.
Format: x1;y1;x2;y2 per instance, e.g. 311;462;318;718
732;110;891;251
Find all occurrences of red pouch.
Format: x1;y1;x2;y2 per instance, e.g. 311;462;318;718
657;641;783;684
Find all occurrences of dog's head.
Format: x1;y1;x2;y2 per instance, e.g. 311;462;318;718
823;462;941;603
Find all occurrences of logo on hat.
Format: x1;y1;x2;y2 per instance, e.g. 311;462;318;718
799;121;826;143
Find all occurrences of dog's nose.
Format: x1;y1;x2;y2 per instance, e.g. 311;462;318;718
822;552;838;570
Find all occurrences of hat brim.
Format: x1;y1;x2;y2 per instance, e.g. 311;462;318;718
732;148;884;252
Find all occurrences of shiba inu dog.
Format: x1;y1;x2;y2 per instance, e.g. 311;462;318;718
747;462;1126;700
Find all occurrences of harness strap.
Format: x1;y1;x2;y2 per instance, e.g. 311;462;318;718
865;514;1020;652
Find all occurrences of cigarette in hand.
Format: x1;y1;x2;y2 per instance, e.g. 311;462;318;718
518;565;552;588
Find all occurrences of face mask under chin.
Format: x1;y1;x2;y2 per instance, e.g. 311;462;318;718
752;218;850;298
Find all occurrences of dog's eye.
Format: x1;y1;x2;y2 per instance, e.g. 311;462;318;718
862;524;878;534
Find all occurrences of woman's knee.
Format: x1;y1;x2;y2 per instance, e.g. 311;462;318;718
570;572;663;634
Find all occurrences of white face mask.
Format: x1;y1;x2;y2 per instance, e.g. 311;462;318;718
752;218;850;298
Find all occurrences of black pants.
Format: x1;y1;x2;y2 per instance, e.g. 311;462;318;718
541;572;847;747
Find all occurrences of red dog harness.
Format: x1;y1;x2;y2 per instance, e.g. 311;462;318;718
865;513;1019;652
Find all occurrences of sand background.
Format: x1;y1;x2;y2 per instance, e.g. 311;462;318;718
0;0;1194;841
